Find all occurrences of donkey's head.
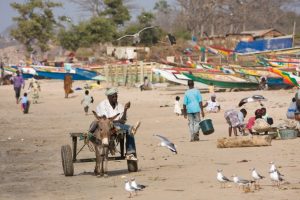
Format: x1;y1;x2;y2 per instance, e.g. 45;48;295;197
92;111;114;145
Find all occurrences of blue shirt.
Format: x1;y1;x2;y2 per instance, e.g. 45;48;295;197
183;88;202;113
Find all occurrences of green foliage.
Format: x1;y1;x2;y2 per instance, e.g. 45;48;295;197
102;0;130;26
154;0;171;14
58;17;116;51
138;12;155;26
10;0;62;54
173;28;191;40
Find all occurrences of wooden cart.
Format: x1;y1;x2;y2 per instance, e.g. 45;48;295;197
61;132;138;176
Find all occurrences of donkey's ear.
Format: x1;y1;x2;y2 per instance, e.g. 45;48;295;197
92;111;101;120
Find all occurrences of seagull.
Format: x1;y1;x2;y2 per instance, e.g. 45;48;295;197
232;175;254;190
116;26;157;43
154;134;177;154
130;178;146;190
217;169;232;188
125;180;138;198
238;95;267;107
270;169;284;187
250;168;265;187
269;161;284;176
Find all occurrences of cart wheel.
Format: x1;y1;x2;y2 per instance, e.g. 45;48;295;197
61;145;74;176
127;160;138;172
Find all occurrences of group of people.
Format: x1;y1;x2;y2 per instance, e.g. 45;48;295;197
11;70;41;114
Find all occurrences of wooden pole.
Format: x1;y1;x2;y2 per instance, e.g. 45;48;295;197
140;61;144;84
293;20;296;47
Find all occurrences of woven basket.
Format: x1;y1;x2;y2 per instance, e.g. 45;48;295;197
253;119;270;132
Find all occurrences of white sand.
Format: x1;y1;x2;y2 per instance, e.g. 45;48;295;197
0;80;300;200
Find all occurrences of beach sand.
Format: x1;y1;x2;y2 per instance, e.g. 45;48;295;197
0;80;300;200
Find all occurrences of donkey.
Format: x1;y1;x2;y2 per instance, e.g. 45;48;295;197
91;111;116;177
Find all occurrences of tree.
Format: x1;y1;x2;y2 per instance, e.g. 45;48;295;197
69;0;132;25
58;17;116;51
10;0;62;55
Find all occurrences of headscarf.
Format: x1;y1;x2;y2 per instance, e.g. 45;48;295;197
105;87;118;96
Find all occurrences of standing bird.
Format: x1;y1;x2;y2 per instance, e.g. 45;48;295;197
238;95;267;107
270;169;284;187
130;178;146;190
125;180;138;198
269;161;284;176
250;168;265;188
154;134;177;154
217;169;232;188
232;175;254;190
116;26;157;44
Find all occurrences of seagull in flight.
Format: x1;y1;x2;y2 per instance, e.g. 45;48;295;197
154;134;177;154
116;26;157;43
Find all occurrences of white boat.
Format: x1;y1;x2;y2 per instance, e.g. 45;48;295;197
152;68;208;89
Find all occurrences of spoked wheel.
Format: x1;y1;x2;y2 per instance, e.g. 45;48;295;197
61;145;74;176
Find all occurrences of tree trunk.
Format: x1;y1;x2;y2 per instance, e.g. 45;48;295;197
217;135;272;148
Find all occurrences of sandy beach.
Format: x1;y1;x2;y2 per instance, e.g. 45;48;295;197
1;80;300;200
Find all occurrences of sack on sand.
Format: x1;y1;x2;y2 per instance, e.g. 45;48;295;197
253;118;270;132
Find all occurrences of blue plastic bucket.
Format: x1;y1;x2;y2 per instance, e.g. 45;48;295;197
199;119;214;135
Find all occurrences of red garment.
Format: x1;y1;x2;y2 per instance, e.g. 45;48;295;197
246;117;256;130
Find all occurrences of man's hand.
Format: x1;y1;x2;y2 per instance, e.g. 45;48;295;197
125;101;131;110
184;114;187;119
202;113;205;118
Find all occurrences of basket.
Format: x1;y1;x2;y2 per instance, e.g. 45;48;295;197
278;129;298;140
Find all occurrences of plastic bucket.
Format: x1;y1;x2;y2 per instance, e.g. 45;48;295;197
278;129;298;140
199;119;214;135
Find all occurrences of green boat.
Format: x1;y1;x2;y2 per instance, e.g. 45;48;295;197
183;73;259;89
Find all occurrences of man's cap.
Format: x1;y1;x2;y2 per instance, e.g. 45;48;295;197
105;87;118;96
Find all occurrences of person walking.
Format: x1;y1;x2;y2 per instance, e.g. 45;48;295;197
12;70;25;104
183;80;204;142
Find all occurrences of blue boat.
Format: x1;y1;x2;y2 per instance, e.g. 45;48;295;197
35;69;95;80
75;68;97;80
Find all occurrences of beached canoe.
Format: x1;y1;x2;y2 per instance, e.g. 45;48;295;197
152;69;208;89
183;72;259;89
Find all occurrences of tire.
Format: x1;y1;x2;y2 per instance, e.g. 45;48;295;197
61;145;74;176
127;160;138;172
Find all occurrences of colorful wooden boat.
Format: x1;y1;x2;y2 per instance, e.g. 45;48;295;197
183;72;259;89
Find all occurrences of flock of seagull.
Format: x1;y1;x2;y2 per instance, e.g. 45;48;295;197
217;161;285;192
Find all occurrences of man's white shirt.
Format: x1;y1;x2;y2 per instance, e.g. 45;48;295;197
96;99;124;120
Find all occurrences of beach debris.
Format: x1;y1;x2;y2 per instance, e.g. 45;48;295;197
7;137;12;140
217;169;232;188
237;159;250;163
238;95;267;107
21;138;24;142
130;178;146;190
154;134;177;154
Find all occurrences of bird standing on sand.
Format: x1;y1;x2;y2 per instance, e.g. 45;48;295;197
125;180;138;198
270;169;284;187
269;161;284;176
130;178;146;190
250;168;265;188
217;169;232;188
154;134;177;154
232;175;254;190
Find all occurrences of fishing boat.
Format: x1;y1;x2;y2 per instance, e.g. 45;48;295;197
268;67;300;87
152;68;208;89
34;66;97;80
234;68;292;89
183;72;259;89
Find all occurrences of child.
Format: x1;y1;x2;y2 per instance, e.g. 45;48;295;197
81;90;93;115
20;92;30;114
174;96;182;116
204;94;220;113
224;109;247;137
